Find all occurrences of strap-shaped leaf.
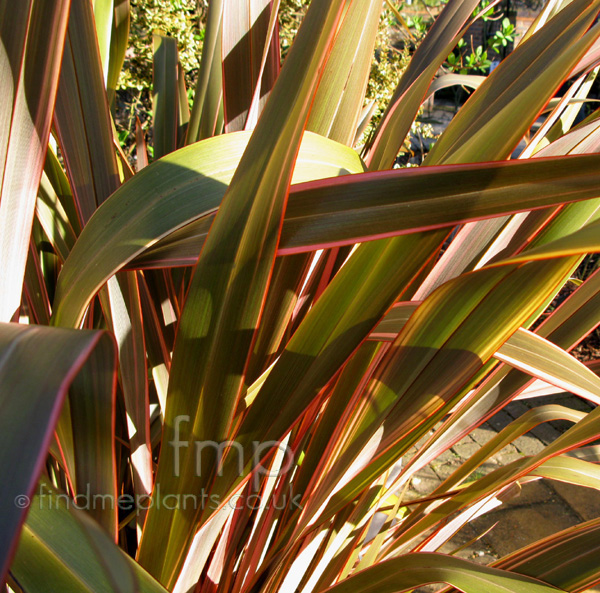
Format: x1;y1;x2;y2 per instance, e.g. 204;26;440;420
537;110;600;156
24;231;51;325
0;323;116;583
287;0;600;530
495;328;600;401
36;163;78;262
134;151;600;265
54;0;120;225
377;400;600;560
51;131;364;328
492;518;600;592
145;1;600;545
108;0;130;106
365;0;482;169
93;0;114;84
10;479;167;593
137;0;348;584
66;328;118;540
307;0;382;146
402;265;600;479
531;455;600;489
426;74;485;101
433;406;585;498
0;0;70;321
372;307;600;404
152;32;179;160
187;0;223;142
277;154;600;255
92;0;130;105
426;0;600;165
498;216;600;266
52;148;600;326
323;552;561;593
294;259;577;536
404;0;600;301
105;273;152;515
222;0;280;132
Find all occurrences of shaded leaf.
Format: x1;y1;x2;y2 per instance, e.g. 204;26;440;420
10;479;167;593
0;323;116;583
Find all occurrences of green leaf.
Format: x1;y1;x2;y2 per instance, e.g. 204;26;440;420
495;328;600;402
66;334;119;540
37;162;78;263
405;265;600;476
177;63;190;146
43;146;81;236
536;106;600;157
306;259;577;534
430;405;585;497
365;0;482;169
186;0;223;142
132;151;600;264
426;73;485;100
323;552;562;593
426;0;600;164
0;0;70;321
10;479;168;593
23;235;51;326
49;6;138;531
245;253;312;383
493;518;600;592
212;231;445;529
108;0;130;107
54;0;121;224
222;0;281;132
53;147;600;325
153;32;179;159
138;0;349;584
384;398;600;560
307;0;383;146
277;153;600;255
92;0;114;85
135;117;149;171
105;273;153;514
374;308;600;404
531;455;600;490
291;341;384;508
497;216;600;266
0;323;116;583
51;130;364;328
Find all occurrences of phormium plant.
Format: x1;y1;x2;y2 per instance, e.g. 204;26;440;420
2;0;600;592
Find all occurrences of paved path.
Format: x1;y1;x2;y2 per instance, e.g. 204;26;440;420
405;391;598;564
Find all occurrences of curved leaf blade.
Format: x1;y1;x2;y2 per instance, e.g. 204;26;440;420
53;149;600;326
0;323;116;584
324;552;562;593
426;0;600;165
0;0;70;321
10;479;167;593
51;131;364;328
138;0;348;583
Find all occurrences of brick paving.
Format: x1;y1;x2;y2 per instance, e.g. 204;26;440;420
404;391;598;563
